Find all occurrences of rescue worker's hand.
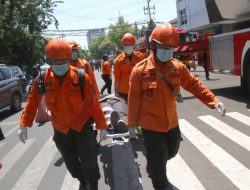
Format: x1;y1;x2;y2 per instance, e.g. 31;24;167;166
18;125;27;143
215;102;226;117
99;129;107;141
128;127;136;139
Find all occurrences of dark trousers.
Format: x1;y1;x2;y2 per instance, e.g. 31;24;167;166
53;121;100;184
142;126;182;190
118;92;128;103
101;74;112;94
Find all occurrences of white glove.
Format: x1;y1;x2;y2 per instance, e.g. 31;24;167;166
129;127;136;139
18;125;27;143
215;102;226;117
99;129;107;141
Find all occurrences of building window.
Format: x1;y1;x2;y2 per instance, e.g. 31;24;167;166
179;8;187;25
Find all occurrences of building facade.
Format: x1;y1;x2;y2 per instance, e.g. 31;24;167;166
176;0;250;34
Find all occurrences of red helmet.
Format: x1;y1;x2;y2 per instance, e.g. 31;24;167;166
149;23;179;47
68;40;78;51
122;33;136;46
45;38;71;61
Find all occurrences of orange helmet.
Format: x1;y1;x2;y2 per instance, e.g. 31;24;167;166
68;40;78;51
122;33;136;46
45;38;71;61
149;23;179;47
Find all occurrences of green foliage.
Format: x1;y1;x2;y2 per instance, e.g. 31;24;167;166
88;16;134;58
89;34;114;59
108;16;134;50
0;0;61;71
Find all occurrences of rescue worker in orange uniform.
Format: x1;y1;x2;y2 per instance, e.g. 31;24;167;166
127;23;226;190
100;54;112;95
114;33;144;102
69;40;100;97
17;38;107;190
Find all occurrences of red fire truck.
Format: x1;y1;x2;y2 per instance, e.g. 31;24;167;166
135;25;250;94
173;28;250;94
173;29;215;71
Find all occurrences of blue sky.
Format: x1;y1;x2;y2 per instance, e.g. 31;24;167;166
48;0;177;48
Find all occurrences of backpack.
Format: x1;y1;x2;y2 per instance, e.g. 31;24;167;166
37;68;85;99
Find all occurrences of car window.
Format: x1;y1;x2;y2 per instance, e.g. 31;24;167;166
0;70;5;81
0;67;11;79
11;68;19;76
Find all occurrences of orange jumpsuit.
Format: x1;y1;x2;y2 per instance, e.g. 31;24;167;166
127;53;220;132
70;58;100;97
114;51;144;94
19;66;107;134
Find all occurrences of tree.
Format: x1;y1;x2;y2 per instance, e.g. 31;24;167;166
108;16;134;50
89;34;114;59
0;0;61;70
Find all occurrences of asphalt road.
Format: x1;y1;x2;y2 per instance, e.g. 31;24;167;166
0;65;249;190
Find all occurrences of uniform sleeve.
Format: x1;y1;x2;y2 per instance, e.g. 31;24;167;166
18;80;43;127
127;69;142;127
85;62;100;97
180;64;219;108
114;59;121;89
84;74;107;129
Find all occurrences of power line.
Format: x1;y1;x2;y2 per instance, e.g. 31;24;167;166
42;20;149;37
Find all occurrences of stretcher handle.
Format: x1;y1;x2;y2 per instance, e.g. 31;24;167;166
105;132;130;139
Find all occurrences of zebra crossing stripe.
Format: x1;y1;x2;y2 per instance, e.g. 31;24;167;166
4;126;18;138
60;171;79;190
0;126;18;149
0;139;35;181
0;121;18;126
11;137;58;190
199;115;250;151
179;119;250;190
226;112;250;126
168;154;206;190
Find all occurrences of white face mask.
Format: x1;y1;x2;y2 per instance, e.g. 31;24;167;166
124;46;133;54
156;49;173;63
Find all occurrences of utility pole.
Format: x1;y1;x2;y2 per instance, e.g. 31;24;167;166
144;0;155;29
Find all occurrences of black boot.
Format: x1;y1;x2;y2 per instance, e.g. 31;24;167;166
78;177;88;190
0;128;5;141
88;182;98;190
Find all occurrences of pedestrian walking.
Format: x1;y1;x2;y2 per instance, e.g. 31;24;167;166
203;51;210;80
100;55;112;95
114;33;144;102
17;38;108;190
69;40;100;97
127;23;226;190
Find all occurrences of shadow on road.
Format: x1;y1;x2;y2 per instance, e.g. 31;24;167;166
212;86;250;108
181;86;249;109
99;145;114;190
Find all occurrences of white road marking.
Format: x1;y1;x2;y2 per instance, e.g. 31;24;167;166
179;119;250;190
12;137;58;190
168;154;206;190
0;139;35;181
60;171;79;190
4;126;19;137
0;121;19;127
199;115;250;151
226;112;250;126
